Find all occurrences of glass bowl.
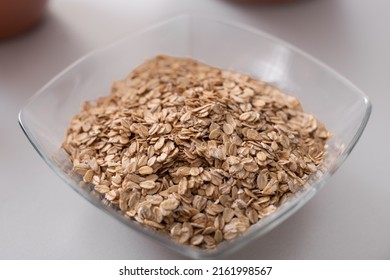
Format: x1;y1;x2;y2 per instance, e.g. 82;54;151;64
19;14;371;259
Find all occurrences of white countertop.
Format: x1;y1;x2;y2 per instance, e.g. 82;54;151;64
1;0;389;259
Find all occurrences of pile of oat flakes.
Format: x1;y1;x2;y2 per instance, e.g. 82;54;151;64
62;55;330;249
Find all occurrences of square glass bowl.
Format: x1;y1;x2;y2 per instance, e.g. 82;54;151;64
19;14;371;259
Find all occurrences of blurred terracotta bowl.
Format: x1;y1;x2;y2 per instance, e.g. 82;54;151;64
0;0;47;40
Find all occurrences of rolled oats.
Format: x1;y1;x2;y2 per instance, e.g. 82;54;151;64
62;55;330;249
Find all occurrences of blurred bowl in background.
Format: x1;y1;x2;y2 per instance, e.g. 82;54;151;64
0;0;47;40
233;0;300;3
